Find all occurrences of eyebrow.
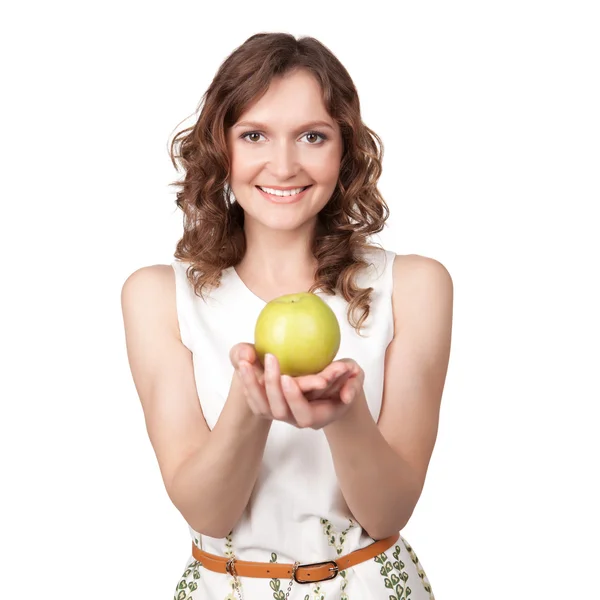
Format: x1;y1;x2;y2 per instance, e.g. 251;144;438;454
233;120;335;131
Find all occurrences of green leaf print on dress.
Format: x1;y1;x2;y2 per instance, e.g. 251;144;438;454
374;547;408;599
402;540;434;599
304;583;325;600
223;531;245;600
320;517;356;557
268;552;286;600
173;558;202;600
373;540;435;600
317;517;356;599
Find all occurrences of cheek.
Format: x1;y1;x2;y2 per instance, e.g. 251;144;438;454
305;150;342;183
229;150;256;179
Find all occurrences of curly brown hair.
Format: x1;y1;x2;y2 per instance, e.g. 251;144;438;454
169;32;390;336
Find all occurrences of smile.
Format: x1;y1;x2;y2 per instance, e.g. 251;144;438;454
256;185;313;204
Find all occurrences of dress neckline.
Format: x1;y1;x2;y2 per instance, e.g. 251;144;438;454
228;266;269;305
227;266;327;306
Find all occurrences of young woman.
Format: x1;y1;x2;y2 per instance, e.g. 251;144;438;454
122;32;453;600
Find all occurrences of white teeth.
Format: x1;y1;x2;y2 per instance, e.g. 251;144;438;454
258;186;308;197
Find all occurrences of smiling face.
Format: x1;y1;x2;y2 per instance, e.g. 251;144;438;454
226;69;344;232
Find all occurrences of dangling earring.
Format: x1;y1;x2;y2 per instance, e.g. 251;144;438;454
224;182;236;206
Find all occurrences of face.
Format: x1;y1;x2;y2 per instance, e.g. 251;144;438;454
226;69;343;232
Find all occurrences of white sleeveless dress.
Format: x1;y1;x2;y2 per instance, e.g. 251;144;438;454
170;247;435;600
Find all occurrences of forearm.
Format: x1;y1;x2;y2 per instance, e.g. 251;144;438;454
169;373;272;538
323;390;422;540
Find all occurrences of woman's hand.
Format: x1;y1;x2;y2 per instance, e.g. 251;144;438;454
229;343;365;430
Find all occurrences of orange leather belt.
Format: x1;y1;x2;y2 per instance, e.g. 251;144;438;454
191;533;399;584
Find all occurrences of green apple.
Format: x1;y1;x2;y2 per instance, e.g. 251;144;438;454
254;292;341;377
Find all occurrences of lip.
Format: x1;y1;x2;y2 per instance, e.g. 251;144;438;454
258;185;311;190
256;185;312;204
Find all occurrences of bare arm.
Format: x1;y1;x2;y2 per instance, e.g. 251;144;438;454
121;265;272;539
323;255;453;539
169;372;272;539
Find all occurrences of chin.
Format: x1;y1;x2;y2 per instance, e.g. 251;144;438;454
264;218;314;232
249;212;317;232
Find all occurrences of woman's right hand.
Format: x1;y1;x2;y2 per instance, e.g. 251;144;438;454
229;343;354;426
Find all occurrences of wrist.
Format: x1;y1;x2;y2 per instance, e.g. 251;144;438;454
324;387;369;436
228;370;272;428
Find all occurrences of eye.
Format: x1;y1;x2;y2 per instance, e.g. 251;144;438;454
240;132;265;143
302;131;328;144
240;131;328;144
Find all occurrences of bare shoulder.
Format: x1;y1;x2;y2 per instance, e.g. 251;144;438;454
121;264;180;339
121;263;176;291
389;253;453;337
122;263;175;288
391;254;453;314
391;253;452;282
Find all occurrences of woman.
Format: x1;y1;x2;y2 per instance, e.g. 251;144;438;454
121;32;453;600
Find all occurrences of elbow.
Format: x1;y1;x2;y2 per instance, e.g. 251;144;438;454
177;502;235;539
363;512;413;540
170;494;234;540
167;482;235;539
188;519;232;540
364;524;402;541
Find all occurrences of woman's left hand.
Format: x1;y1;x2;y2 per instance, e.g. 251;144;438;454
238;354;365;430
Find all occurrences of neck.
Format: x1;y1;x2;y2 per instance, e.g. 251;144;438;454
238;215;320;283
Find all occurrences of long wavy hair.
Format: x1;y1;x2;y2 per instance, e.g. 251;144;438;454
169;33;390;335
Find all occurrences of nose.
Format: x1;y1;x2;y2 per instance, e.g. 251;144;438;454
267;140;300;180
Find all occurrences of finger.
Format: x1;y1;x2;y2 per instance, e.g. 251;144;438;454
237;344;265;384
294;362;349;394
324;370;354;398
236;362;259;415
340;375;360;404
338;359;364;382
230;343;257;369
319;360;351;383
263;354;293;421
294;373;328;393
301;365;351;401
281;375;312;428
239;361;271;419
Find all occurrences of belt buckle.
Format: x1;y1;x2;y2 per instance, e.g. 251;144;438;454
294;560;339;584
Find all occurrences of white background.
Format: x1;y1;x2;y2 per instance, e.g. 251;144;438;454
1;1;598;598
